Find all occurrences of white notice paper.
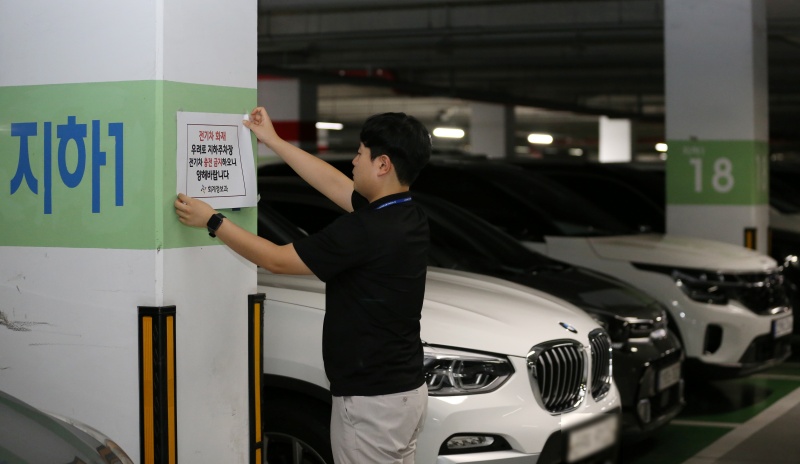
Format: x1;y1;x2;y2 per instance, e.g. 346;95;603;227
176;111;257;209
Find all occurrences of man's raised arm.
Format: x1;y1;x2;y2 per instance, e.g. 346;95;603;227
244;107;355;212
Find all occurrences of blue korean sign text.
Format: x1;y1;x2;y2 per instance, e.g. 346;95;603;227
9;116;124;214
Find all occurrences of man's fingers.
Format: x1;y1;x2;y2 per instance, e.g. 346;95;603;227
251;107;267;124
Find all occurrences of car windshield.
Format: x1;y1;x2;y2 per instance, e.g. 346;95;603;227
413;163;635;240
412;192;565;273
537;169;666;233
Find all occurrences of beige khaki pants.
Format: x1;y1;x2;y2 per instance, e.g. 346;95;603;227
331;383;428;464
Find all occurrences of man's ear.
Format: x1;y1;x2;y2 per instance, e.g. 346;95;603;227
377;154;392;174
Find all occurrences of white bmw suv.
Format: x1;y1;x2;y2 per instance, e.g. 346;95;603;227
259;267;621;464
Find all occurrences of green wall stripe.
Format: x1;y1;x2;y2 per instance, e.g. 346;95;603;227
0;80;256;250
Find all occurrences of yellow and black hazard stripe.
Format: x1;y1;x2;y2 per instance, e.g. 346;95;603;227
138;295;264;463
138;305;177;464
744;227;757;250
248;293;266;464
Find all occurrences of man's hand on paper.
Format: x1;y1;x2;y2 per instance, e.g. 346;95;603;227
175;193;216;229
243;107;281;147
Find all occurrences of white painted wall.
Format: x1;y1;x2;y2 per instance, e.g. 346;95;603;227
0;0;256;88
0;248;145;446
666;204;769;247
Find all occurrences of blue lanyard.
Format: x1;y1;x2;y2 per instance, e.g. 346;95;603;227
374;197;412;210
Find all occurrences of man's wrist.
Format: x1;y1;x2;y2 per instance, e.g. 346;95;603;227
206;212;226;237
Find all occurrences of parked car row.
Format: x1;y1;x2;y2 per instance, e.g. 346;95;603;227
254;154;793;464
408;159;794;379
268;157;793;375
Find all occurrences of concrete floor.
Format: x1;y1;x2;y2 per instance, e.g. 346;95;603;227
623;337;800;464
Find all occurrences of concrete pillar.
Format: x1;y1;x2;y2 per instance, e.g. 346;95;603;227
664;0;769;251
598;116;632;163
0;1;257;462
470;102;515;159
257;76;318;162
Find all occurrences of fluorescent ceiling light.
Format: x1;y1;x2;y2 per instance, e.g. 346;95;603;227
433;127;465;139
527;133;553;145
655;143;668;152
316;122;343;130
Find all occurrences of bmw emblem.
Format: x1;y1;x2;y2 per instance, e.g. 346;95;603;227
559;322;578;333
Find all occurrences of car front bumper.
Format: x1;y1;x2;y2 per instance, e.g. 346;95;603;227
418;357;622;464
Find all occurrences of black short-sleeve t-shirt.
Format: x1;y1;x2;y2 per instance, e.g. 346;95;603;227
293;191;429;396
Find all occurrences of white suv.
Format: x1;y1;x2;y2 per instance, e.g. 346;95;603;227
259;267;621;464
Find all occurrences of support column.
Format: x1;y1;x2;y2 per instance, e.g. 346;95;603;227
257;76;318;162
470;102;515;159
0;1;257;462
664;0;769;251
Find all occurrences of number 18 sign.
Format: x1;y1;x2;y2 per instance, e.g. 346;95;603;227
176;111;258;209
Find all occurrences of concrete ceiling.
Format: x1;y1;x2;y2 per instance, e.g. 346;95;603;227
256;0;800;158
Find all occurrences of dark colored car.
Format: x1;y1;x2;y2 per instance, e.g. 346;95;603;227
256;174;685;439
0;389;133;464
511;160;668;234
769;164;800;278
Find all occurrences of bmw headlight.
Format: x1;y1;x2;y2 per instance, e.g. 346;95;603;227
423;345;514;396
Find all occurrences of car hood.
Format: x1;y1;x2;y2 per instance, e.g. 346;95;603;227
559;233;777;271
257;268;600;358
0;391;110;463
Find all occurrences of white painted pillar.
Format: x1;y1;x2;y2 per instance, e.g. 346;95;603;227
470;102;515;159
598;116;632;163
664;0;769;251
257;76;318;162
0;1;257;462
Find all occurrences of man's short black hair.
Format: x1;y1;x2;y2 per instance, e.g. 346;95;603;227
360;112;431;185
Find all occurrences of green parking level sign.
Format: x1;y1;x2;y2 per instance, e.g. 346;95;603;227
666;140;768;206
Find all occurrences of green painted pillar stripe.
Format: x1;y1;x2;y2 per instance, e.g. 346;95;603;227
1;80;256;250
666;140;769;205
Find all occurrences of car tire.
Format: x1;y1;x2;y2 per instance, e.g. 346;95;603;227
264;395;334;464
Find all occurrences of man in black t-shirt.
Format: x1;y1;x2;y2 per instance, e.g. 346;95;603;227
175;107;432;463
294;189;429;398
